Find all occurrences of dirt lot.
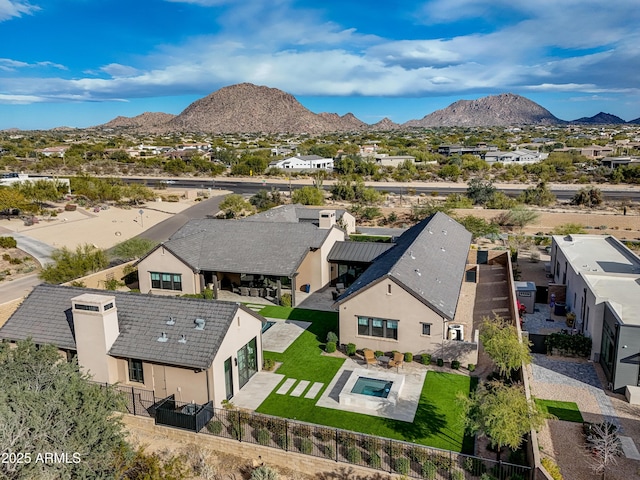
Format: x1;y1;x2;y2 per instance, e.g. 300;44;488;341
0;246;40;283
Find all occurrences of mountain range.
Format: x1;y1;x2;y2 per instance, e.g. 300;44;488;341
97;83;639;134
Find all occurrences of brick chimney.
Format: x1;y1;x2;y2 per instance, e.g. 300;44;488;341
71;293;120;384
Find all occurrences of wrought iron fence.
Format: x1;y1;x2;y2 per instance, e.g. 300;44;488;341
105;382;533;480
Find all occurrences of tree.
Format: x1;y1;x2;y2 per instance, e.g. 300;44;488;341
110;237;158;261
123;184;156;205
219;194;253;218
571;186;604;207
15;179;65;206
291;186;324;206
40;243;109;284
518;181;556;206
249;188;283;211
456;215;500;240
458;381;546;459
0;340;126;479
480;313;532;378
466;178;496;205
494;206;539;231
587;422;622;480
0;188;30;218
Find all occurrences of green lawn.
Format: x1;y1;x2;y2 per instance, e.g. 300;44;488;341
256;305;475;453
534;399;584;423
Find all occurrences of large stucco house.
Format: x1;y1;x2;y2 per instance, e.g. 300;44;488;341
335;212;474;362
551;234;640;395
0;284;264;406
136;213;345;305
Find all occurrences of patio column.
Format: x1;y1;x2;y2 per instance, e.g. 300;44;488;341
276;279;281;304
290;275;296;307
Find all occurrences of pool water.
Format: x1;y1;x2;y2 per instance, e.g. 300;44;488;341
351;377;393;398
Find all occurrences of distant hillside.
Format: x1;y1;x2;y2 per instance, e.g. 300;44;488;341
100;112;175;129
629;117;640;125
403;93;562;127
370;117;401;130
164;83;368;134
571;112;627;124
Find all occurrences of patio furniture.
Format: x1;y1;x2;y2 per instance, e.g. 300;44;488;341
336;283;345;293
363;349;378;368
250;288;260;297
240;287;249;296
377;355;391;368
388;352;404;371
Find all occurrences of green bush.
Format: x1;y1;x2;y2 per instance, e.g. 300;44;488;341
394;457;410;475
451;469;465;480
368;452;382;470
409;446;429;463
299;438;313;454
338;431;357;448
346;343;357;356
404;352;413;363
463;456;486;475
437;358;444;367
346;447;362;464
422;460;437;480
323;444;335;459
325;341;337;353
541;457;563;480
0;236;17;249
279;293;292;307
257;428;270;446
374;350;384;358
468;363;476;372
545;332;592;357
421;353;432;365
326;331;338;344
2;253;9;261
451;360;460;370
263;358;275;371
250;466;280;480
206;419;223;435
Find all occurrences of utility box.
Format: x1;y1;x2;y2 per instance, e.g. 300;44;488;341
515;281;536;314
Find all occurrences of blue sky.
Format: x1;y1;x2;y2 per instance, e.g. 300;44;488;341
1;0;639;130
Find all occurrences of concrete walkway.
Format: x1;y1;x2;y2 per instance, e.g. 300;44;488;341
228;371;284;410
262;319;311;353
0;229;55;267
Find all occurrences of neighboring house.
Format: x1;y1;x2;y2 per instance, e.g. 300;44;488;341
0;284;264;406
437;144;498;157
39;146;69;157
484;149;548;165
0;172;70;193
335;212;474;362
553;145;615;159
136;216;345;305
601;156;640;169
373;155;416;167
244;204;357;235
551;234;640;394
268;154;334;170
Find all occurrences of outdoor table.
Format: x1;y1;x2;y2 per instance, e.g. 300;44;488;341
377;355;391;367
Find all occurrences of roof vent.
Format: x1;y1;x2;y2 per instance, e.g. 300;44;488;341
179;334;187;344
166;316;176;326
157;332;168;343
194;318;206;330
428;228;433;234
415;269;421;276
442;230;447;235
441;247;446;252
410;250;415;259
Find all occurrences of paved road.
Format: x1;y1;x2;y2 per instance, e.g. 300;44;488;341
12;232;56;266
0;274;42;304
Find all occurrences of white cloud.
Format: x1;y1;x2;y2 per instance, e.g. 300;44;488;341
0;58;66;72
99;64;140;78
0;0;39;22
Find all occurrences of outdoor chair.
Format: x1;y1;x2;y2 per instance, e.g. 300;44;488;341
363;349;378;368
388;352;404;371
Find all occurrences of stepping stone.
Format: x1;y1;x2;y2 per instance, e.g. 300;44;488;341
276;378;296;395
619;436;640;460
304;382;323;399
290;380;310;397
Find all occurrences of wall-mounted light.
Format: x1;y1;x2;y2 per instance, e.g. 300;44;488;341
234;357;238;366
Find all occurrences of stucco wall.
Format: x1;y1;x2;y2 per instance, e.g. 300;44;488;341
339;279;445;354
137;246;199;295
296;226;344;293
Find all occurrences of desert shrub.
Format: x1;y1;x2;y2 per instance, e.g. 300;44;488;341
298;438;313;454
323;444;335;459
404;352;413;363
206;419;223;435
422;460;437;480
291;424;311;437
374;350;384;358
325;341;336;353
250;465;280;480
541;457;563;480
468;363;476;372
463;456;486;475
437;358;444;367
338;431;357;448
361;436;383;453
2;254;9;261
279;293;292;307
451;360;460;370
315;428;334;442
368;452;382;470
421;353;432;365
346;447;362;464
0;236;17;249
274;433;287;449
346;343;357;356
480;474;498;480
451;469;465;480
326;331;338;343
409;446;429;463
263;358;275;371
257;428;270;446
434;454;452;471
387;442;404;457
394;457;410;475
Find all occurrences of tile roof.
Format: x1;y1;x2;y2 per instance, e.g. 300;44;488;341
327;241;394;263
336;212;471;320
163;218;333;276
243;204;347;224
0;284;262;369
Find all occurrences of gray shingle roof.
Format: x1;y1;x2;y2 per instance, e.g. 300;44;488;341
165;218;332;276
243;204;347;224
337;212;471;320
327;241;394;263
0;284;262;369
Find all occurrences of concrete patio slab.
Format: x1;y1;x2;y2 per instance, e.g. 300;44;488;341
262;319;311;353
305;382;324;399
619;436;640;460
230;372;284;410
316;357;425;422
276;378;296;395
290;380;310;397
